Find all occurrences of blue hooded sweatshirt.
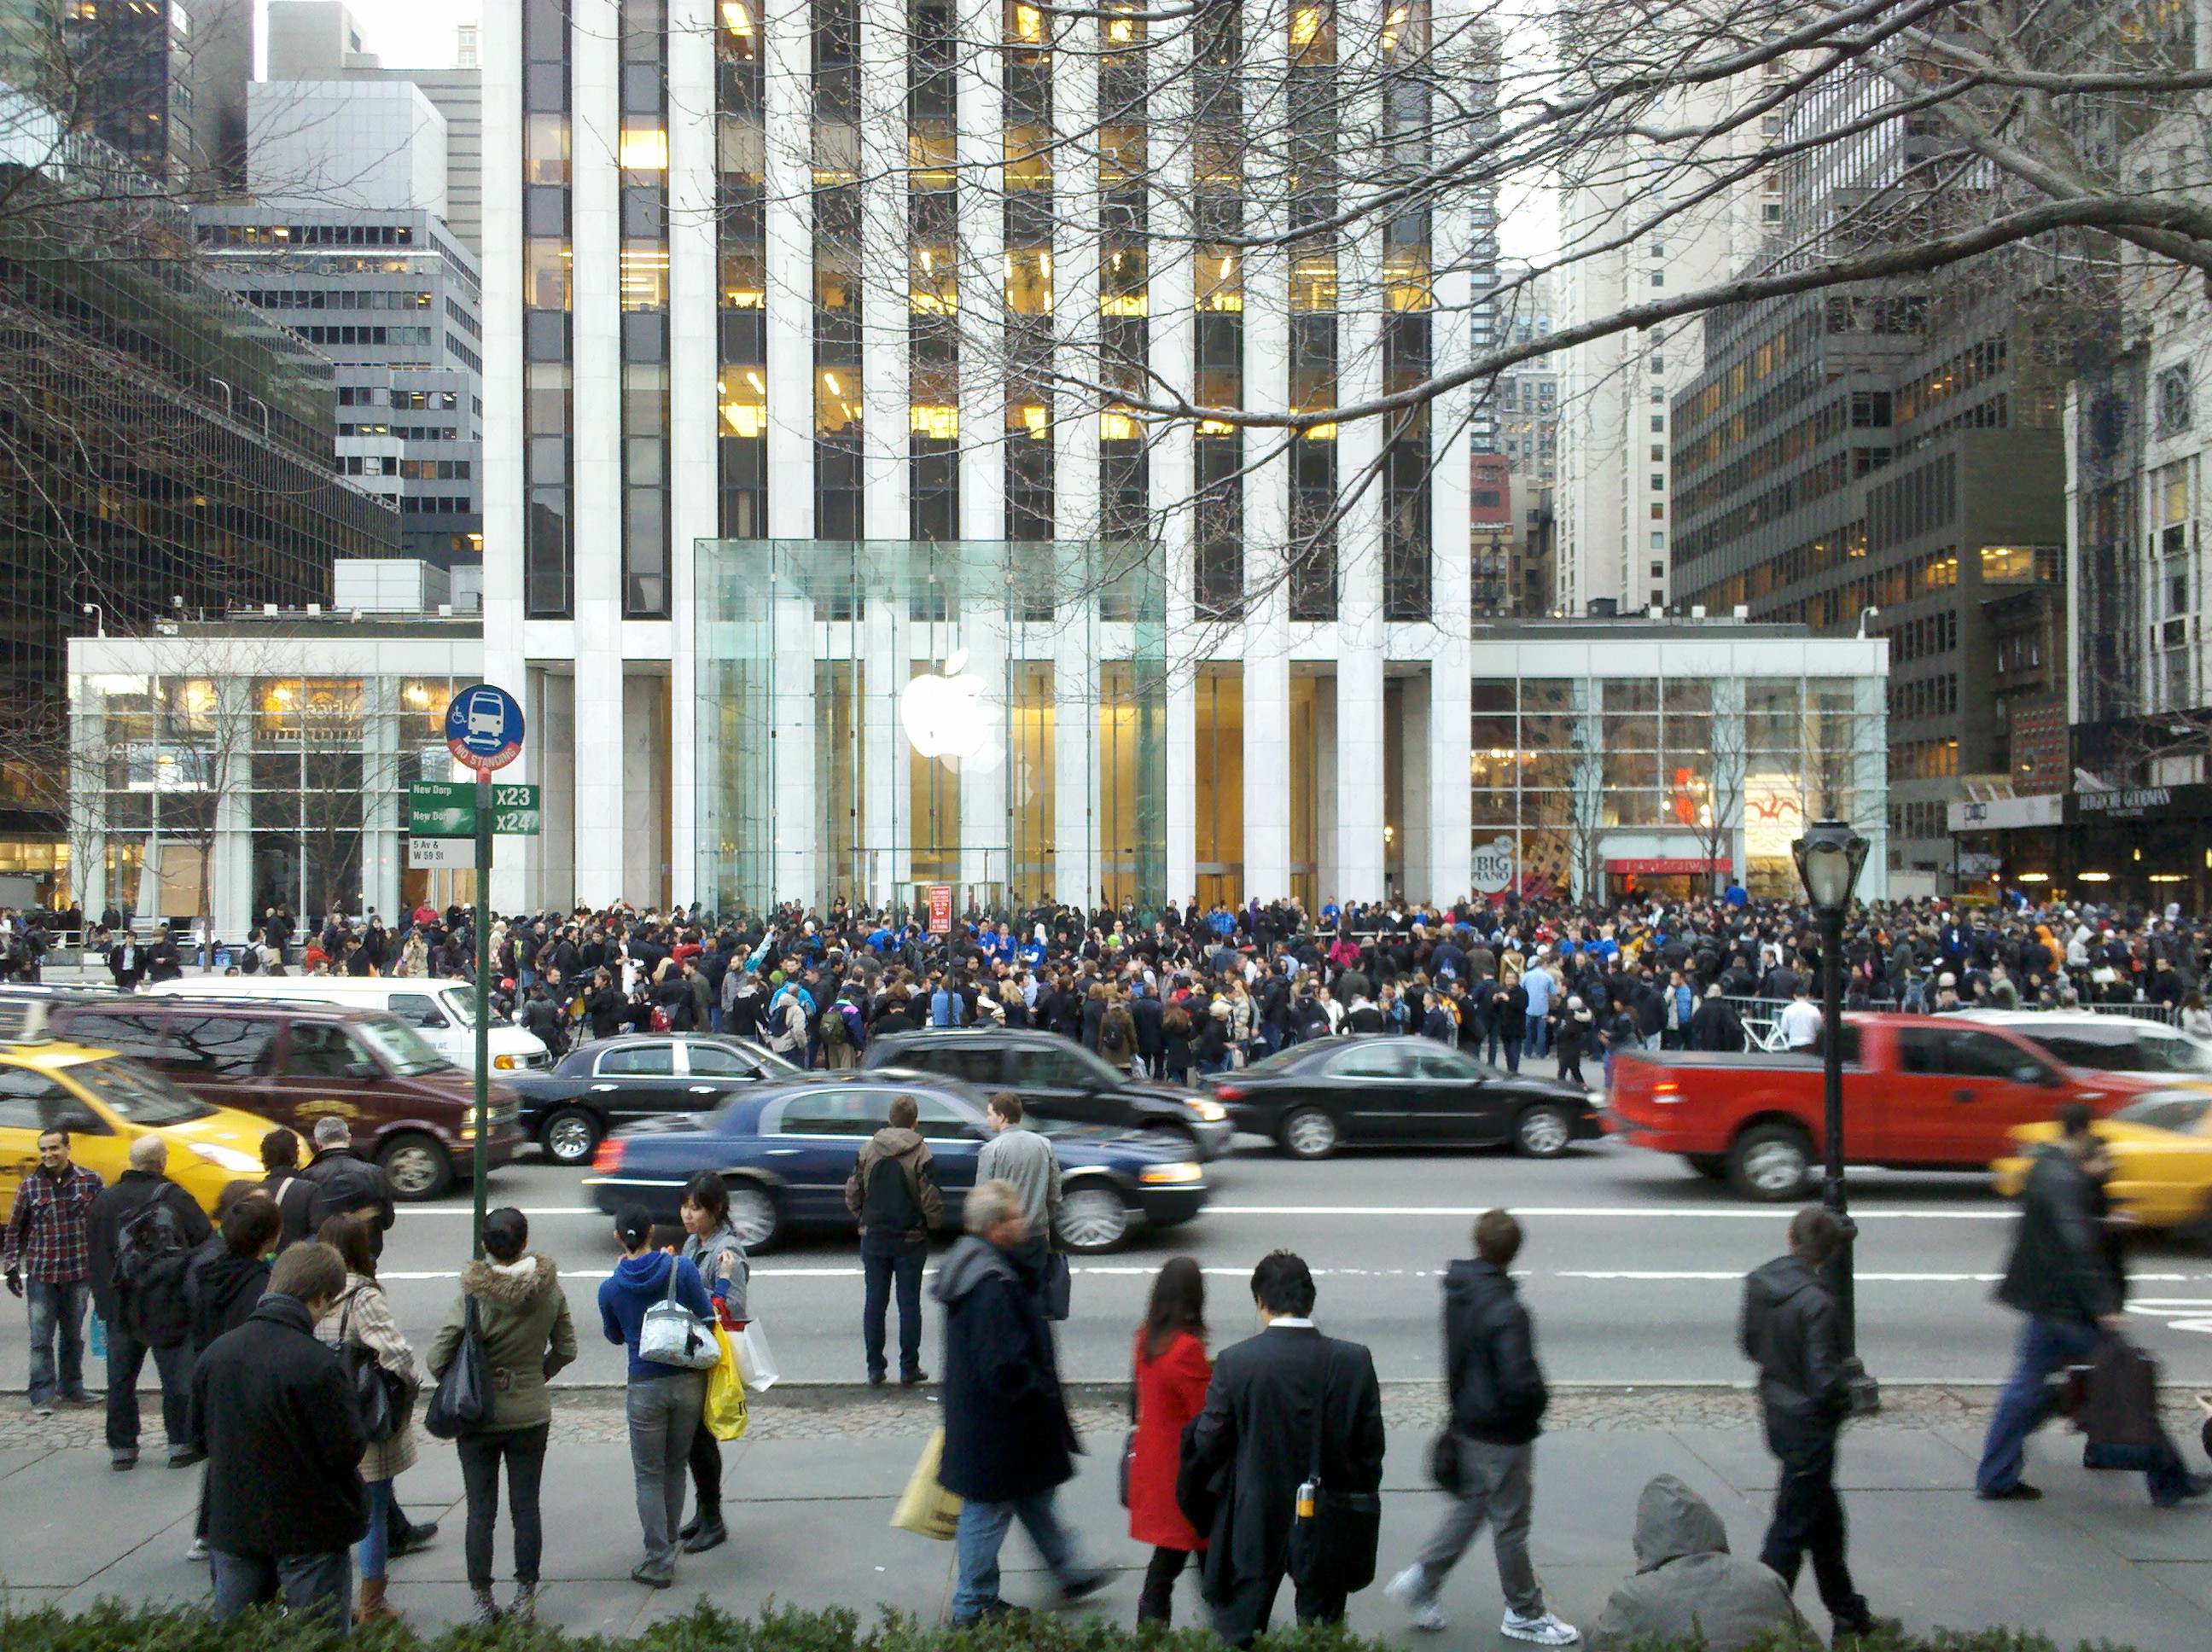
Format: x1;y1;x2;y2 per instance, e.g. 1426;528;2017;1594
598;1249;715;1380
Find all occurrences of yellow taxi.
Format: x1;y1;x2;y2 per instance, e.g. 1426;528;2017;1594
1994;1089;2212;1242
0;1027;289;1219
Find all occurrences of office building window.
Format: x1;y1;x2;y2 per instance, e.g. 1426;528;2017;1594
522;0;573;618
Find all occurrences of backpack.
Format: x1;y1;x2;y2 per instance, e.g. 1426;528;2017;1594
820;1003;851;1046
113;1190;195;1350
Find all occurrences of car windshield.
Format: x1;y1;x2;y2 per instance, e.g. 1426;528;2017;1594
2112;1093;2212;1133
1241;1043;1318;1075
69;1057;212;1125
354;1015;451;1076
436;989;514;1029
2029;1027;2212;1073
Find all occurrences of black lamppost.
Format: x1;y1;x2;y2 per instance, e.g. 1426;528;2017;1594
1791;819;1877;1408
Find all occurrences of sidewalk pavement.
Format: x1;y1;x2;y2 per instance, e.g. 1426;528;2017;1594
2;1387;2208;1648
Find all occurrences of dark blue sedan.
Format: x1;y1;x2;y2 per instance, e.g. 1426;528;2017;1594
582;1071;1209;1254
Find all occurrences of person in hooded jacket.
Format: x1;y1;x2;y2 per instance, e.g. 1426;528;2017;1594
1385;1211;1576;1646
428;1206;578;1625
598;1202;715;1587
1585;1475;1802;1652
1738;1207;1874;1640
85;1135;213;1471
672;1172;749;1556
843;1094;942;1385
185;1189;282;1353
934;1178;1109;1625
189;1240;366;1626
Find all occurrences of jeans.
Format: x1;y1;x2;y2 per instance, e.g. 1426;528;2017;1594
457;1422;550;1589
24;1279;90;1405
1976;1315;2104;1495
1138;1545;1194;1623
106;1325;191;1455
687;1412;723;1509
1410;1435;1544;1618
627;1371;706;1571
950;1488;1090;1623
1524;1013;1548;1057
1761;1425;1869;1632
861;1241;928;1381
359;1478;393;1581
1499;1036;1522;1074
209;1546;352;1627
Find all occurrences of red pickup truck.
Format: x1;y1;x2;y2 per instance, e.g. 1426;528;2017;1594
1608;1014;2152;1200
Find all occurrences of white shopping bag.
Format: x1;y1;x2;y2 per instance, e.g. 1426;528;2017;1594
734;1320;780;1392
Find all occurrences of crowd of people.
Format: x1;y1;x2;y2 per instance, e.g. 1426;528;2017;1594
131;889;2210;1096
8;1057;2207;1645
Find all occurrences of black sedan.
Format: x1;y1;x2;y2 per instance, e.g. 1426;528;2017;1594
507;1033;801;1164
582;1073;1208;1253
859;1027;1234;1158
1204;1035;1604;1160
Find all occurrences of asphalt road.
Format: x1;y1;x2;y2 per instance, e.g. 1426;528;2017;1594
202;1131;2212;1390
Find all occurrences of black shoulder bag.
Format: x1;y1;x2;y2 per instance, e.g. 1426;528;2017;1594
424;1294;494;1440
1285;1342;1382;1594
336;1294;413;1445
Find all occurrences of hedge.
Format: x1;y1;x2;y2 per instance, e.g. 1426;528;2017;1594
0;1601;2142;1652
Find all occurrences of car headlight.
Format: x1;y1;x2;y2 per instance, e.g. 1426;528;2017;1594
188;1141;262;1175
1139;1161;1204;1185
1188;1099;1228;1122
493;1054;518;1070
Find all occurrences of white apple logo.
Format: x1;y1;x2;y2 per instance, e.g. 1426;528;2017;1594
901;649;1003;770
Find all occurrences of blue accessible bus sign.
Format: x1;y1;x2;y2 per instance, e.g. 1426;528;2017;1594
445;683;526;774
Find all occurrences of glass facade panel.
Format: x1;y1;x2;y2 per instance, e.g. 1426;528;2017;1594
696;541;1165;918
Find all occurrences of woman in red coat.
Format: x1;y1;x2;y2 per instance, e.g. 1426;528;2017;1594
1127;1256;1213;1624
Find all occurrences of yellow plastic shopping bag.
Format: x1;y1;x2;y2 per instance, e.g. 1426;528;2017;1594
889;1427;963;1539
704;1323;749;1441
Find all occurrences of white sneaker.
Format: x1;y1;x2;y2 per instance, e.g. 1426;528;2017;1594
1385;1566;1448;1632
1502;1608;1580;1645
185;1537;207;1562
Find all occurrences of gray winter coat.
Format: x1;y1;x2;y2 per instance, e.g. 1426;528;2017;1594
681;1219;750;1323
1586;1475;1803;1652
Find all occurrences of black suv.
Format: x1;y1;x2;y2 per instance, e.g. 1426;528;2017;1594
859;1028;1234;1159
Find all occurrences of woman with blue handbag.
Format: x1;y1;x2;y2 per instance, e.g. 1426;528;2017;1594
597;1203;718;1588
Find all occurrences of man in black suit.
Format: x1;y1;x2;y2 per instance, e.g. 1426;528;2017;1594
1181;1251;1386;1647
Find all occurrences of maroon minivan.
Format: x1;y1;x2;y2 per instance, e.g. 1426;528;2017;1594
49;997;522;1200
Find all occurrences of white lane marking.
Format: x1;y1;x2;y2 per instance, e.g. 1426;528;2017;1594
404;1204;2019;1221
1208;1206;2016;1219
381;1265;2207;1286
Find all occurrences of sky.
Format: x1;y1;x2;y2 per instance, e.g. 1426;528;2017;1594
265;0;485;72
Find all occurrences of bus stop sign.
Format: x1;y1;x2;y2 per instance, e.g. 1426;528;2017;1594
445;683;525;774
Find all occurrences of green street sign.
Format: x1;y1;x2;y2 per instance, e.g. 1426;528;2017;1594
408;782;475;838
409;781;540;836
490;782;540;836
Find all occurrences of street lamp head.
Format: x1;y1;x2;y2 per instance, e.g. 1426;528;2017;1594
1792;819;1869;914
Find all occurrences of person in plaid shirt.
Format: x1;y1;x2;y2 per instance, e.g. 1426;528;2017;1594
3;1125;105;1412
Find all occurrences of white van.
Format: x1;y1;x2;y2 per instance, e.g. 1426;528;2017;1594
143;976;550;1074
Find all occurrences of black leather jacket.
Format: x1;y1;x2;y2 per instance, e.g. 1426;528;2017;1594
1738;1255;1848;1434
1444;1259;1548;1444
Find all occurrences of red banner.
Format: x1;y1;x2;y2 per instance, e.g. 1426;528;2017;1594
1605;858;1729;876
926;884;952;934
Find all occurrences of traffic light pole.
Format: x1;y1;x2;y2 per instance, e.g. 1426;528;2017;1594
471;773;491;1261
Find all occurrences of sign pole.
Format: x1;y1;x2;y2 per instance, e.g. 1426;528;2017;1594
472;772;491;1260
439;681;526;1264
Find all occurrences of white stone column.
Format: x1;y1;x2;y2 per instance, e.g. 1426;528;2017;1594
363;677;402;921
1424;81;1476;908
568;0;626;906
763;0;813;544
859;0;909;542
1052;573;1097;909
480;0;528;899
1150;26;1200;910
667;0;715;909
771;579;818;901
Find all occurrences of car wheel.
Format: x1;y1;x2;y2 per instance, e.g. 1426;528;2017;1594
1279;1106;1339;1160
1684;1153;1727;1180
541;1106;601;1166
1142;1125;1202;1156
1514;1103;1575;1159
725;1182;784;1252
1727;1124;1813;1201
1055;1185;1131;1254
378;1131;453;1201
